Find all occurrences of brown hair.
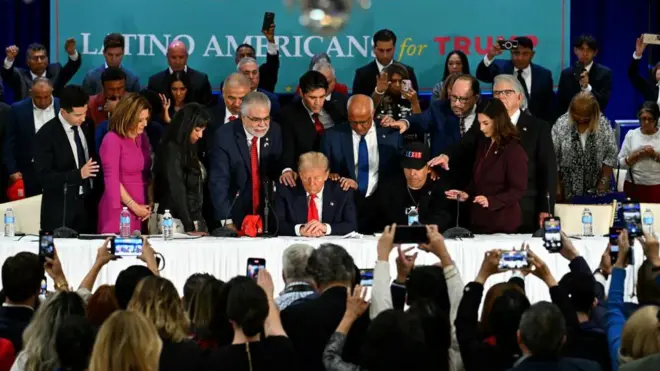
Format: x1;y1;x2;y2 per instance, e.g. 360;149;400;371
383;62;409;80
568;92;601;133
108;93;151;138
652;62;660;83
440;72;462;101
479;98;519;147
103;33;125;51
479;282;525;335
87;285;119;327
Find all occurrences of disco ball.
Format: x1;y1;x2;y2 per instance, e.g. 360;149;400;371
299;0;353;35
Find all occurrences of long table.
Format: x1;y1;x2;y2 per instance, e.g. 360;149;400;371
0;235;642;304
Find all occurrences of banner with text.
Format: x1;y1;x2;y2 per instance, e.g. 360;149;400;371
50;0;570;93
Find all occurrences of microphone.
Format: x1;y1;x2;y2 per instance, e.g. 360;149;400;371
442;196;473;239
261;179;278;238
212;190;240;237
532;192;551;238
54;180;78;238
263;178;271;235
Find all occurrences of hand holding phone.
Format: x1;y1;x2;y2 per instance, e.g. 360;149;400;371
359;269;374;287
38;231;55;263
609;227;623;265
247;258;266;280
392;225;429;244
543;217;562;253
498;250;528;270
111;237;143;257
262;12;275;32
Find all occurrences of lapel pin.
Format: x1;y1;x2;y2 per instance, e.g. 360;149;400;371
428;191;432;195
494;151;498;155
523;127;527;131
264;142;269;148
382;134;386;138
330;202;335;206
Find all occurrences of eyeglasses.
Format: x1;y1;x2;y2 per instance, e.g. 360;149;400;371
492;89;517;97
245;116;270;124
349;120;371;126
640;116;656;123
449;95;473;104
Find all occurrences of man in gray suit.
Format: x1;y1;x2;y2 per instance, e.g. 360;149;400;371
82;33;140;95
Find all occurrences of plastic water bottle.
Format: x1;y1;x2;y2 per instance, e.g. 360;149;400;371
643;208;654;235
407;206;420;225
162;209;174;241
4;208;15;237
581;208;593;237
119;207;131;238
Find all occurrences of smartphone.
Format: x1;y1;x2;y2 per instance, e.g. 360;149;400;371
609;227;623;265
38;231;55;263
622;201;642;238
543;217;562;253
110;237;143;256
498;250;529;270
401;79;412;92
40;277;47;296
262;12;275;32
642;33;660;46
393;225;429;244
359;269;374;287
246;258;266;280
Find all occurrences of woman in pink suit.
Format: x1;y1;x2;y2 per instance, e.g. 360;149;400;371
98;94;152;233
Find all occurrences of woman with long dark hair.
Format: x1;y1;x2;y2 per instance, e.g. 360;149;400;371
432;51;470;101
153;103;209;234
159;71;193;124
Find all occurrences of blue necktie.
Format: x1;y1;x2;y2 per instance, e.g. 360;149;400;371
357;135;369;195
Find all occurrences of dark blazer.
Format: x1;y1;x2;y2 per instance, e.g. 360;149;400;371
159;338;204;371
352;60;419;96
147;67;213;106
406;99;462;158
0;56;81;101
3;98;60;197
0;306;33;353
292;91;349;119
557;62;612;117
275;179;357;236
627;56;659;102
507;357;602;371
476;60;555;123
81;65;141;95
280;286;370;371
209;119;283;227
259;51;280;92
33;116;98;232
258;88;281;119
279;99;347;170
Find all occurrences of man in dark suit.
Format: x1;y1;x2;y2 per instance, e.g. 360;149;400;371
233;23;280;93
476;36;555;123
557;35;612;116
2;39;81;101
147;40;213;106
209;91;283;232
0;101;9;202
279;71;346;185
82;33;140;95
321;94;402;234
280;244;369;371
3;78;60;198
276;152;356;236
628;35;660;102
33;85;99;233
352;29;419;96
237;57;281;118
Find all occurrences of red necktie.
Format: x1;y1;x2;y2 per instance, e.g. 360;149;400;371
228;115;237;121
250;136;260;214
307;194;319;222
312;113;324;134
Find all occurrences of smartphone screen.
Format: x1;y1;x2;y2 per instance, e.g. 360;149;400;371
498;250;528;270
40;277;47;296
609;227;622;265
38;231;55;263
622;202;642;237
111;237;143;256
543;217;562;253
359;269;374;287
247;258;266;279
393;225;429;244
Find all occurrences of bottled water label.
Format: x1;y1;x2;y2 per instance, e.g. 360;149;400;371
408;215;419;226
120;216;130;224
163;219;173;228
4;216;14;224
644;216;654;225
581;215;592;224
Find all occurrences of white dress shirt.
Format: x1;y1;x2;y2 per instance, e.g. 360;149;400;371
59;112;89;195
581;61;594;93
3;51;79;74
294;187;332;236
33;99;56;133
510;109;522;126
225;107;239;124
168;65;188;74
352;124;380;197
267;42;279;55
483;56;532;96
462;106;477;133
632;51;660;104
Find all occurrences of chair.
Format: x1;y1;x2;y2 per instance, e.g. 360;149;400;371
555;203;614;236
0;195;42;235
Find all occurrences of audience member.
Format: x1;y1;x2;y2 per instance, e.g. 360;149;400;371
308;53;349;95
2;40;81;101
183;273;215;313
82;33;141;95
432;50;470;101
87;67;127;126
187;277;224;349
55;315;96;371
311;60;349;116
233;23;280;93
3;78;58;199
373;63;421;122
236;57;281;118
154;103;210;233
160;70;192;124
552;92;617;201
98;93;152;234
206;73;250;134
479;282;525;338
276;244;316;310
629;35;660;103
86;285;119;328
617;101;660;202
438;72;462;102
275;152;357;236
114;265;155;310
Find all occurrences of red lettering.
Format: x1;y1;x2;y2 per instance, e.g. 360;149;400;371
474;36;494;55
431;35;540;55
433;36;450;55
454;36;471;55
528;35;539;47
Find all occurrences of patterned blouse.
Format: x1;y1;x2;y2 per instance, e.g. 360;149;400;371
551;113;618;199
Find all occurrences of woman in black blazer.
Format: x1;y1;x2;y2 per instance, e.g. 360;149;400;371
153;103;209;233
629;36;660;102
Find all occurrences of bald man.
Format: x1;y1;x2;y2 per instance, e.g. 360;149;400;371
320;94;403;234
146;40;213;105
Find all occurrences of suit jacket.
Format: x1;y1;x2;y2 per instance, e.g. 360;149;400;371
406;99;462;158
292;91;349;119
81;65;141;95
259;50;280;92
33;116;98;232
275;179;357;236
3;98;61;197
147;67;213;106
0;306;33;353
352;60;419;96
627;56;659;102
209;119;283;227
507;357;602;371
476;60;555;123
557;62;612;117
258;88;281;119
280;99;347;170
0;56;82;101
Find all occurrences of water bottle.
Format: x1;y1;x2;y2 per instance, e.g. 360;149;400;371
581;208;593;237
4;208;15;237
119;207;131;238
643;208;654;235
407;206;420;226
162;209;174;241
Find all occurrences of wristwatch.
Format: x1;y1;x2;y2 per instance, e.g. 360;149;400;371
55;281;69;291
593;268;609;280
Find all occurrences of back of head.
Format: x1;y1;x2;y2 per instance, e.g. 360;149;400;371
488;288;530;356
2;252;43;304
59;85;89;112
619;305;660;364
115;265;154;309
209;276;249;347
89;310;162;371
519;301;566;357
189;278;224;330
559;271;597;314
305;243;354;288
56;315;95;371
480;282;524;335
282;244;315;282
86;285;119;328
637;260;660;306
361;310;426;371
183;273;215;312
407;301;450;371
406;265;450;313
225;277;268;337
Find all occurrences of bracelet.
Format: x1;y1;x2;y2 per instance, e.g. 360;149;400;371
55;281;69;291
374;88;385;95
126;199;134;207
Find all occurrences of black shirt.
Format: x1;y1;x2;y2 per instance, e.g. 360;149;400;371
205;336;298;371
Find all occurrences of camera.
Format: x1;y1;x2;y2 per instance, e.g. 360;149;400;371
497;39;519;50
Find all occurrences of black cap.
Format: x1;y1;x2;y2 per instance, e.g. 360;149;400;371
400;142;429;170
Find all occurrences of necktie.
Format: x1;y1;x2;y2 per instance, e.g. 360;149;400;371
228;115;237;122
71;125;89;193
311;113;324;134
357;135;369;196
250;136;260;214
517;69;530;102
307;194;319;222
459;117;466;137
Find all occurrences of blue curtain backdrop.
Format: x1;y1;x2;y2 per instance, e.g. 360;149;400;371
0;0;658;120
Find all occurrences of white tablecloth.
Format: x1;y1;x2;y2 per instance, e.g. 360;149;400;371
0;235;642;303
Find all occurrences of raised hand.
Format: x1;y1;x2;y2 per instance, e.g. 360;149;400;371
375;72;389;93
5;45;19;61
64;38;77;56
635;35;647;58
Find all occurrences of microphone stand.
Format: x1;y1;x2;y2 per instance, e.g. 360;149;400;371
532;192;552;238
211;191;240;237
442;198;473;239
261;180;277;238
54;181;79;238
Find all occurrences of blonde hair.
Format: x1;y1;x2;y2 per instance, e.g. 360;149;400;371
109;93;151;138
89;310;162;371
619;305;660;365
298;151;329;173
128;276;190;342
569;92;601;133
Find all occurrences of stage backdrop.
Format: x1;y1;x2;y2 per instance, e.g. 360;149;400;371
50;0;570;93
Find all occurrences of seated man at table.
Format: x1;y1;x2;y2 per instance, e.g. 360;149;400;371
275;151;357;237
